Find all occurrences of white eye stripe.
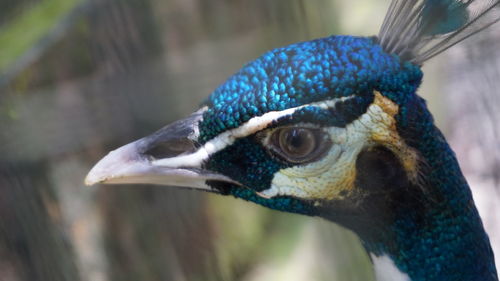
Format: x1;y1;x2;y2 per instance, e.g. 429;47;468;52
152;95;356;168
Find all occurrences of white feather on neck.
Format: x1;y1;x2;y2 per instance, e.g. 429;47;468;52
370;253;411;281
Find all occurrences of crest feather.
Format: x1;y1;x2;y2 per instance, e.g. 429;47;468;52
378;0;500;64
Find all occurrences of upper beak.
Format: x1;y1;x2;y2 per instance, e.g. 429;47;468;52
85;110;238;192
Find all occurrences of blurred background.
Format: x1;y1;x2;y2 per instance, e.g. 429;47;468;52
0;0;498;280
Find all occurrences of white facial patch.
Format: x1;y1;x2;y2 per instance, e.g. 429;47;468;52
152;95;355;169
259;92;419;200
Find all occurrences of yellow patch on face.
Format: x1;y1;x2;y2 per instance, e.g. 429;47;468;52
258;91;419;200
369;92;419;182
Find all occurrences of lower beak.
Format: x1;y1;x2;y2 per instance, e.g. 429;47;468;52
85;111;238;192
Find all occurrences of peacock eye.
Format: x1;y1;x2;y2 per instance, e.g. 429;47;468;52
267;127;331;164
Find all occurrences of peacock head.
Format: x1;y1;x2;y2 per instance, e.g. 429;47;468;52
85;36;425;228
85;1;500;279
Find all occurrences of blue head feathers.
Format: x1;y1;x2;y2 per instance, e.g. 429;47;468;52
199;36;422;143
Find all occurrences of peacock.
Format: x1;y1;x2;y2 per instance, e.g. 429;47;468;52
86;0;500;280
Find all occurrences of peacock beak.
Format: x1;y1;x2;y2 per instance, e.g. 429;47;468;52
85;109;239;192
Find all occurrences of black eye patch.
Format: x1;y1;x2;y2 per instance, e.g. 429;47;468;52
204;137;292;192
269;93;374;129
355;146;409;193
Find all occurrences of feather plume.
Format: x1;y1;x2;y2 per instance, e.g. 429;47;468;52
378;0;500;64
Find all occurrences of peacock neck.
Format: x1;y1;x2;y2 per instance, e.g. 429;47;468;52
360;95;498;281
361;168;498;281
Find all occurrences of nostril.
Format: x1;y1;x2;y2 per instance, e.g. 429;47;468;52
144;138;198;159
138;111;205;160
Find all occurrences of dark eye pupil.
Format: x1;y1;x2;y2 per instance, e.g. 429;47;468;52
287;130;305;148
279;128;316;157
